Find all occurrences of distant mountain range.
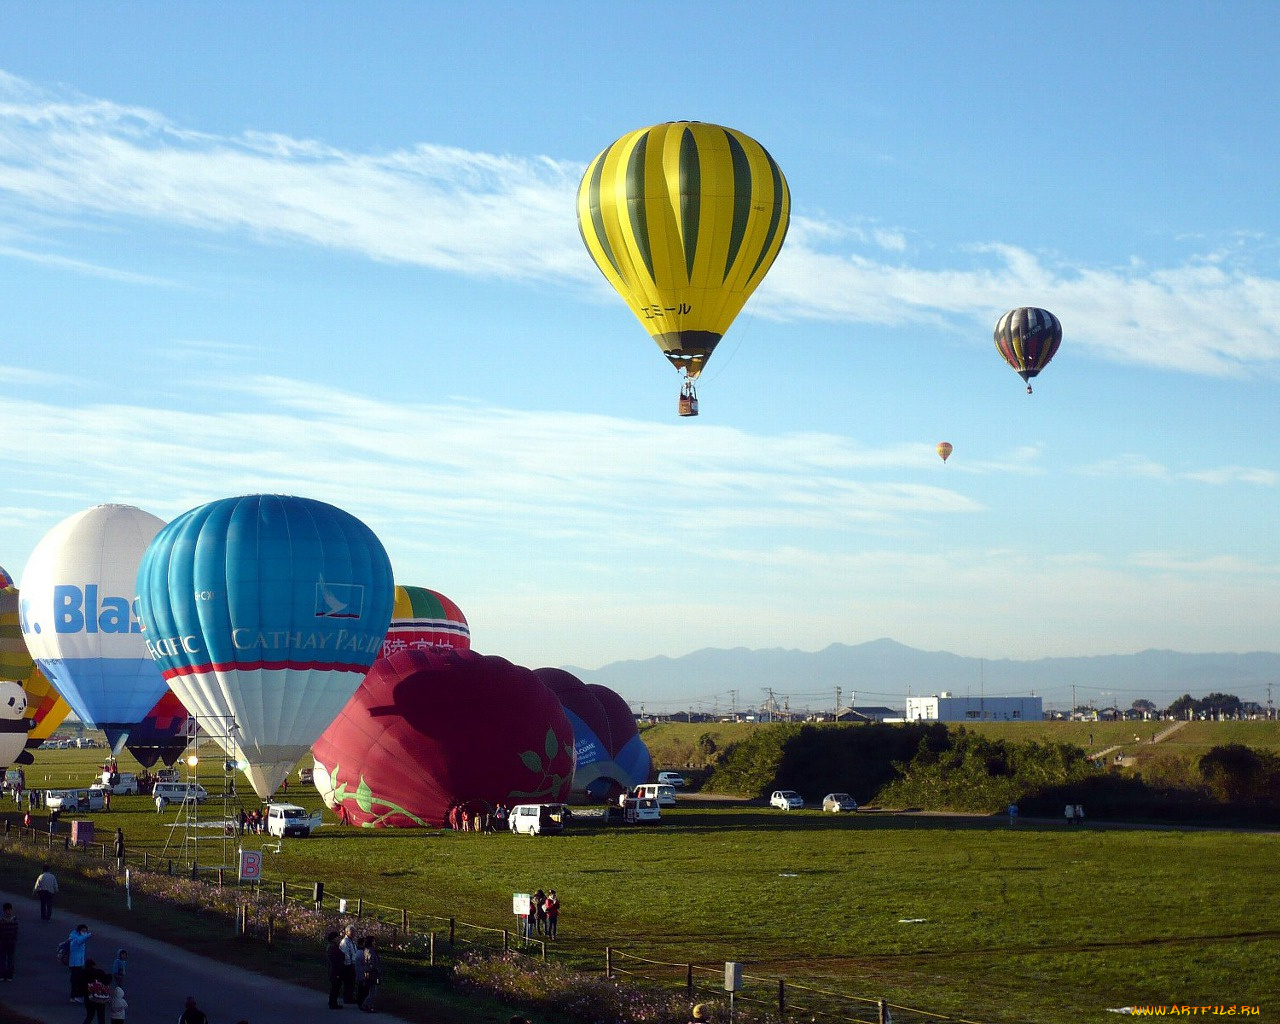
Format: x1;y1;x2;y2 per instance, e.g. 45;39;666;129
565;639;1280;714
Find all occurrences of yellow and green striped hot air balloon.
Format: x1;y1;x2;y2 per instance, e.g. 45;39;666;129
0;564;31;682
577;121;790;416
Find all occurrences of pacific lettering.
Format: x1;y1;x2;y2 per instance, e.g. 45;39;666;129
146;635;202;659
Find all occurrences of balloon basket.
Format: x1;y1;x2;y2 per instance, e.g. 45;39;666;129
678;382;699;417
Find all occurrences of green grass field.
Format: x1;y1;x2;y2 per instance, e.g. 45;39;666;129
6;736;1276;1024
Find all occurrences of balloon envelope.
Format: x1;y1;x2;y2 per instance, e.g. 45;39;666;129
534;667;650;800
125;690;193;768
136;494;394;799
382;585;470;658
936;442;953;463
578;121;790;382
313;649;575;828
19;505;169;747
1;564;34;682
994;307;1062;388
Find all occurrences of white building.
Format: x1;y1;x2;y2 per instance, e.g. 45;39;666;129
906;692;1043;723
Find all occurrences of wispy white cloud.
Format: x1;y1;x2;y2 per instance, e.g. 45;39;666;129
0;375;979;559
2;73;1280;379
1078;454;1275;486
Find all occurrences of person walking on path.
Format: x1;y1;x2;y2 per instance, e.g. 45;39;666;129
32;864;58;922
178;995;210;1023
325;930;344;1009
80;957;112;1024
108;980;127;1024
360;935;382;1013
111;947;127;985
114;828;125;873
67;923;92;1001
339;924;359;1005
0;902;18;980
1063;803;1075;826
1074;803;1085;826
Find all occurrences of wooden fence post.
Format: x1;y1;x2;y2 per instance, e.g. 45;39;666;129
686;964;693;995
401;907;408;932
267;914;275;948
280;880;287;905
449;917;455;946
218;868;225;888
541;939;546;963
606;947;613;978
778;979;785;1017
503;928;509;952
428;931;435;966
878;998;888;1024
356;897;363;918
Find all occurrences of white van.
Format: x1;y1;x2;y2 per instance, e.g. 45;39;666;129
45;788;105;812
152;781;209;805
266;803;314;838
621;796;661;824
509;803;567;836
631;783;676;807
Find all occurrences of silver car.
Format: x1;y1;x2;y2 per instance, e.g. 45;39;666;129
822;792;858;812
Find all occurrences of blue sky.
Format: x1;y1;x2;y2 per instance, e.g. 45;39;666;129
3;3;1279;711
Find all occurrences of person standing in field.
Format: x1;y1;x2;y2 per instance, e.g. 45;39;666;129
543;889;560;940
0;902;18;980
1007;803;1018;826
339;925;359;1006
32;864;58;922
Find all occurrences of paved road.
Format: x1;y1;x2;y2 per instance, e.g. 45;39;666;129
0;888;413;1024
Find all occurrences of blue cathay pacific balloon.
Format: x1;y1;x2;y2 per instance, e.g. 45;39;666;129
19;504;169;752
136;495;394;799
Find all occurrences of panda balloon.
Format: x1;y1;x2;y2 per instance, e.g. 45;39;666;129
0;682;33;770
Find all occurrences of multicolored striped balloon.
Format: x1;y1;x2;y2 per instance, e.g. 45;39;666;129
994;307;1062;393
383;585;470;658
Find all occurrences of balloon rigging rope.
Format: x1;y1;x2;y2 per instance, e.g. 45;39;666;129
699;308;757;387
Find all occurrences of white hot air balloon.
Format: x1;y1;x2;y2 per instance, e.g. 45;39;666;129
20;504;168;752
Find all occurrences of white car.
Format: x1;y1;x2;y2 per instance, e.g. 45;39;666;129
657;772;686;787
769;790;804;810
822;792;858;812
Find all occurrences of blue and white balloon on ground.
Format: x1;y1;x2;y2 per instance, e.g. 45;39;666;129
136;494;395;800
19;504;169;752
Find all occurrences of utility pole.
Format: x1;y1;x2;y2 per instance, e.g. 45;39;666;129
835;686;841;720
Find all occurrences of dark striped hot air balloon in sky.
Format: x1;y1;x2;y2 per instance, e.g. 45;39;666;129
994;307;1062;393
577;121;790;416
